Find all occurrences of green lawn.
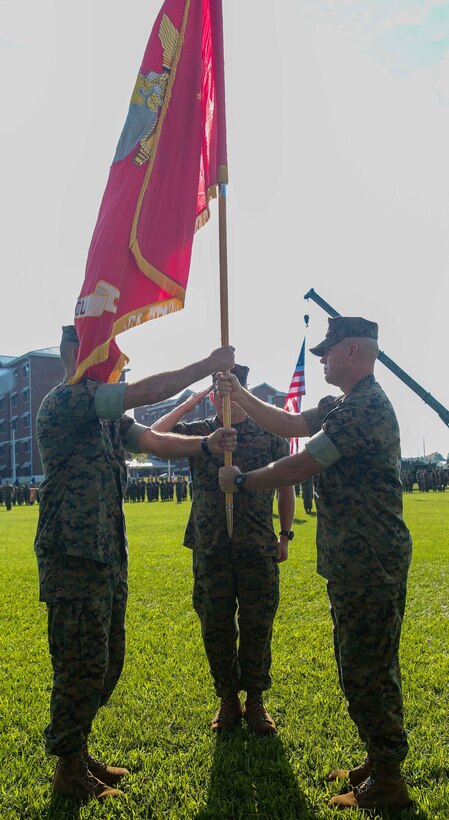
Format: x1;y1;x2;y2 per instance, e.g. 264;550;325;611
0;493;448;819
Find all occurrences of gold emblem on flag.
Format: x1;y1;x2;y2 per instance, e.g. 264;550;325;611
132;15;180;166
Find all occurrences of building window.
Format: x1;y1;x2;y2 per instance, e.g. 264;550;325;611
22;363;29;378
0;398;3;411
23;414;30;429
24;440;30;453
11;394;17;408
0;421;4;434
13;369;18;380
23;388;29;404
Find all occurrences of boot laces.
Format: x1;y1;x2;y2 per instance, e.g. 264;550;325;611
247;697;269;722
77;751;100;789
86;751;108;773
355;775;375;796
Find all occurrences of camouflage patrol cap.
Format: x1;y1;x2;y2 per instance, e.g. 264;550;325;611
213;363;249;387
309;316;378;356
61;325;79;344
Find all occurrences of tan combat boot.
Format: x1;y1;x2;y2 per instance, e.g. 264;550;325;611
52;751;123;800
211;694;243;731
329;762;412;810
328;755;373;787
82;745;130;786
244;695;277;735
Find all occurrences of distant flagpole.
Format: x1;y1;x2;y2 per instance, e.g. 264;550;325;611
284;339;306;455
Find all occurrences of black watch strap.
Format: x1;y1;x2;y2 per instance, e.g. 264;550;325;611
279;530;294;541
234;473;247;492
201;437;211;457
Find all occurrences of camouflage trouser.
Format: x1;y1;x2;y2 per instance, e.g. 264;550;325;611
192;547;280;698
40;556;128;756
327;580;408;763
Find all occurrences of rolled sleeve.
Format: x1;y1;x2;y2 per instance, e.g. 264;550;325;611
301;408;321;436
122;422;148;454
305;430;341;470
94;382;127;420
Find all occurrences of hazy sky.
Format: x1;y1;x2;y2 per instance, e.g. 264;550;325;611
1;0;448;458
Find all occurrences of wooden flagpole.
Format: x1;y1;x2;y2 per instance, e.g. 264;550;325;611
218;182;233;536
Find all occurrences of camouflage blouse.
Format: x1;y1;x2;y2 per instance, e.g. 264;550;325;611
34;379;144;565
302;374;412;586
174;416;289;553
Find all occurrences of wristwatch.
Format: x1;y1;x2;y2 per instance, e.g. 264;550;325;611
279;530;294;541
201;437;211;456
234;473;247;492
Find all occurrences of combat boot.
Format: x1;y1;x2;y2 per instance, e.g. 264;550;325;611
52;751;123;801
328;755;373;787
82;745;130;786
329;762;412;810
244;695;277;735
211;694;242;731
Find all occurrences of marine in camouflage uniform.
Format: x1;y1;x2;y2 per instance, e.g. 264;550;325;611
300;477;314;514
218;318;413;810
3;480;14;510
34;325;235;801
35;378;138;758
152;367;295;734
301;380;411;767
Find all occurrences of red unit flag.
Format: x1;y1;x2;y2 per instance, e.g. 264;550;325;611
71;0;227;383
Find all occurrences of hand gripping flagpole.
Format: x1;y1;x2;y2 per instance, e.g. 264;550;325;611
218;181;233;536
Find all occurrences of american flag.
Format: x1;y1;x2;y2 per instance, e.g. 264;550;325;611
283;339;306;454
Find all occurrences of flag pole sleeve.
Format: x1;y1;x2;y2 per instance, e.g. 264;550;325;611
219;182;233;537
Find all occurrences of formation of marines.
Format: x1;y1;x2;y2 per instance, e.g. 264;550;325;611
401;467;448;493
124;476;189;502
0;480;39;508
3;463;447;512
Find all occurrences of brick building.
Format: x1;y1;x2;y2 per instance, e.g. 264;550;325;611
0;349;64;482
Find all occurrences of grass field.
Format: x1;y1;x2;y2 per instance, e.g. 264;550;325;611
1;492;449;819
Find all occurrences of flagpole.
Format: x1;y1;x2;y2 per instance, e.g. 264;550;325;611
218;182;233;537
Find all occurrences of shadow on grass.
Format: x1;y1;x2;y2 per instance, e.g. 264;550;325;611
38;792;81;819
195;726;318;820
